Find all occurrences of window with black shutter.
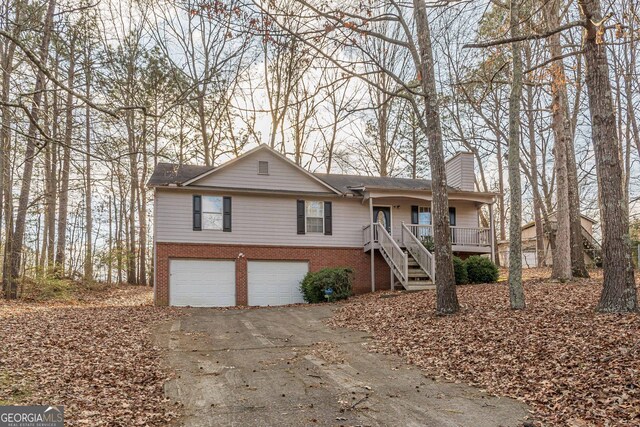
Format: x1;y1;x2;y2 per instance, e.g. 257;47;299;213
223;196;232;232
193;195;202;230
297;200;305;234
449;207;457;226
324;201;332;235
411;205;419;224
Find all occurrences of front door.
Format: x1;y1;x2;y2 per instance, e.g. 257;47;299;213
373;206;391;234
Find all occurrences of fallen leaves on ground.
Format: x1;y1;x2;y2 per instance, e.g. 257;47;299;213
0;285;181;426
330;270;640;426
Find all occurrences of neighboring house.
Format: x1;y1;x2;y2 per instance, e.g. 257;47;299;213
148;145;497;307
497;213;601;268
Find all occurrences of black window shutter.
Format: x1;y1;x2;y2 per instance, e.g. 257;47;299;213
297;200;305;234
193;195;202;231
449;207;457;226
223;196;232;232
411;205;419;224
324;201;332;235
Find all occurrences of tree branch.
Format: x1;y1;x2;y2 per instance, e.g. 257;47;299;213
525;49;584;74
1;30;117;119
463;20;586;49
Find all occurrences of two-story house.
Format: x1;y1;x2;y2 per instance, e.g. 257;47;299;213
148;144;496;307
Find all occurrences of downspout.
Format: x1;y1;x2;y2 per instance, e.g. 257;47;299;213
153;187;157;305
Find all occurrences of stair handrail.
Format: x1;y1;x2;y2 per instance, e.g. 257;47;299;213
375;223;408;286
581;226;601;250
401;222;435;281
581;225;602;265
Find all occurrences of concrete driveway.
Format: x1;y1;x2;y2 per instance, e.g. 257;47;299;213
154;305;529;427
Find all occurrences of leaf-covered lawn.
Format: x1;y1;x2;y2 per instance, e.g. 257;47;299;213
331;270;640;426
0;286;181;426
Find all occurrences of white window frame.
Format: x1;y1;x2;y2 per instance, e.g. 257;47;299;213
418;206;431;225
305;201;324;234
202;195;224;231
258;160;269;175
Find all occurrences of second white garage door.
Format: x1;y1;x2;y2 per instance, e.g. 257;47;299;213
169;260;236;307
247;261;309;306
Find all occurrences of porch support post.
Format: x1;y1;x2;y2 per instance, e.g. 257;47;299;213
489;201;496;263
370;197;375;292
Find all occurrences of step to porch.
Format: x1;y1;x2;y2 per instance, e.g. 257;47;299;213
402;249;434;290
393;280;435;291
404;283;436;291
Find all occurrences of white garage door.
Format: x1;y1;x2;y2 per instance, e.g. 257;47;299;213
169;260;235;307
248;261;308;306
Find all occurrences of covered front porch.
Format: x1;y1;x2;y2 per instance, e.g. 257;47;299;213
363;223;493;255
359;190;496;291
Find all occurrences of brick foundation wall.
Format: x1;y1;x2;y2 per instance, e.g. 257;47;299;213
155;242;391;306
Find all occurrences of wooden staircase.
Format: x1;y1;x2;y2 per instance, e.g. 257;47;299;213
366;222;436;291
582;226;602;267
404;250;434;291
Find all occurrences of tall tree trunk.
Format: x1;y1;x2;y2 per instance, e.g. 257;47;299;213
411;113;418;179
378;86;389;177
55;36;75;275
578;0;637;312
107;194;113;286
524;81;546;267
546;0;572;281
623;2;640;172
46;86;58;270
84;54;93;282
413;0;458;314
39;90;51;273
138;115;148;286
0;0;21;291
7;0;57;298
508;0;525;309
126;110;138;285
197;90;211;166
566;17;586;275
565;87;589;277
496;132;506;242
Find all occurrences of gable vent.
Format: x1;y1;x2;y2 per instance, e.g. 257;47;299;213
258;161;269;175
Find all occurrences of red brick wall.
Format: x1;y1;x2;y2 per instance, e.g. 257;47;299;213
155;243;391;306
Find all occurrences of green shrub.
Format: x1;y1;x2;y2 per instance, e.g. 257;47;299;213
300;267;353;303
465;255;499;284
420;236;435;252
453;256;468;285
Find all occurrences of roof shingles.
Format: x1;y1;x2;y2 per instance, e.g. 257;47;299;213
149;163;455;193
147;163;215;187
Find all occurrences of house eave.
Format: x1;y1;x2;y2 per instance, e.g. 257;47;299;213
155;184;346;198
362;188;496;203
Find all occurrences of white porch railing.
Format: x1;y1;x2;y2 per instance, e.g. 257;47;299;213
404;224;490;247
401;223;435;281
362;223;380;247
369;223;408;287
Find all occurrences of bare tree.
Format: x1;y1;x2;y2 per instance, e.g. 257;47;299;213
577;0;637;312
507;0;525;309
6;0;57;297
546;0;571;282
55;33;76;276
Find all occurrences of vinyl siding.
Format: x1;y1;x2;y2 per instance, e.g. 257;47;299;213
156;189;368;247
445;153;475;191
373;198;479;245
193;150;331;193
155;190;481;248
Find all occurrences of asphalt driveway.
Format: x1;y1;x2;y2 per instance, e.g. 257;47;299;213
154;305;529;427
